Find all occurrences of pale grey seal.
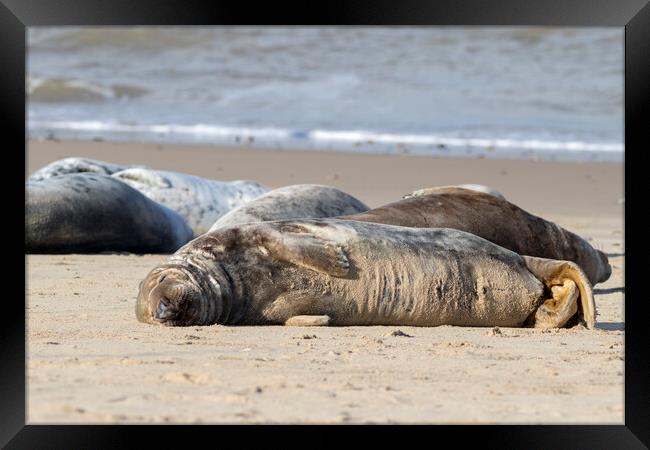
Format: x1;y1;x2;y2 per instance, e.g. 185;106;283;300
112;168;269;236
338;186;611;285
26;173;192;253
136;219;595;329
28;157;142;181
208;184;369;231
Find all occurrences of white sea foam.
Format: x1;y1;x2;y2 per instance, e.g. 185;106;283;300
309;130;623;153
29;120;623;159
29;120;292;139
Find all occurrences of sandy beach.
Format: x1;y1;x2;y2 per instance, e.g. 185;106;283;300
26;139;624;423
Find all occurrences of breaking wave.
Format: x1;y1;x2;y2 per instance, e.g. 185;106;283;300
28;77;148;103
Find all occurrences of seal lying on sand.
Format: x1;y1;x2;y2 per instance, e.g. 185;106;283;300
28;157;142;181
26;174;192;253
136;219;595;329
338;186;611;285
208;184;369;231
112;168;268;236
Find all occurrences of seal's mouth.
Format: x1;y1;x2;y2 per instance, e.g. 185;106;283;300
136;266;200;326
137;261;226;326
149;281;198;326
153;295;185;323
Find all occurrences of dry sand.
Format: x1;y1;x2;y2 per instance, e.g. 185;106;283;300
26;140;624;423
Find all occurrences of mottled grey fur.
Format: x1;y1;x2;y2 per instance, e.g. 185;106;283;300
28;157;142;181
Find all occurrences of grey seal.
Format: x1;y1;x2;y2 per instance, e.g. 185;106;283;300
338;186;611;285
136;219;595;329
112;168;269;236
29;158;270;237
208;184;369;231
26;173;192;253
28;157;142;181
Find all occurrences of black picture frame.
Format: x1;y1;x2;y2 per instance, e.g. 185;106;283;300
3;1;647;448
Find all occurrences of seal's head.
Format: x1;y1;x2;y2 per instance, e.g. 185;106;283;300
136;263;223;326
596;249;612;283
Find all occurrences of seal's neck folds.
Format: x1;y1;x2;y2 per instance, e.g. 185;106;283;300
168;252;235;325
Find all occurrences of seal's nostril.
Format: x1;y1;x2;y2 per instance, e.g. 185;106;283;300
155;299;178;322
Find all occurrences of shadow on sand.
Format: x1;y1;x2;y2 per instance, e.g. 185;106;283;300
594;287;625;295
595;322;625;331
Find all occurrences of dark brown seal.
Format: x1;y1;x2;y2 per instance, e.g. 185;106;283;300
136;219;595;329
338;187;611;285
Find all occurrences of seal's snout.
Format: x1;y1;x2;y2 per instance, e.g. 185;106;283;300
597;250;612;283
154;297;180;322
137;265;210;326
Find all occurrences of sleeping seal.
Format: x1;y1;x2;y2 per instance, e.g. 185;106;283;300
26;173;192;253
338;186;611;285
28;157;142;181
136;219;595;329
208;184;369;231
111;168;269;236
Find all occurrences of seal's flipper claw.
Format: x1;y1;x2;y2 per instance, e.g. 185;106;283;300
522;255;596;329
285;315;331;326
534;280;579;329
255;227;350;278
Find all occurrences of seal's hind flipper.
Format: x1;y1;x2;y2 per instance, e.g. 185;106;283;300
254;225;350;277
522;255;596;329
534;279;580;329
285;315;331;326
403;185;504;200
402;186;459;199
402;187;433;199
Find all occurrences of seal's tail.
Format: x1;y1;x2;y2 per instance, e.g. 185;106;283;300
522;255;596;329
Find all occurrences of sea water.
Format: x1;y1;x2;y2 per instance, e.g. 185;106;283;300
27;27;623;161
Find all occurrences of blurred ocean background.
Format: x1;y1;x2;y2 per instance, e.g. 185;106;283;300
27;27;623;161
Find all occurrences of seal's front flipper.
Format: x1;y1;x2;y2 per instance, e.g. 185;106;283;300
255;226;350;277
522;255;596;329
113;168;172;188
285;315;331;326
